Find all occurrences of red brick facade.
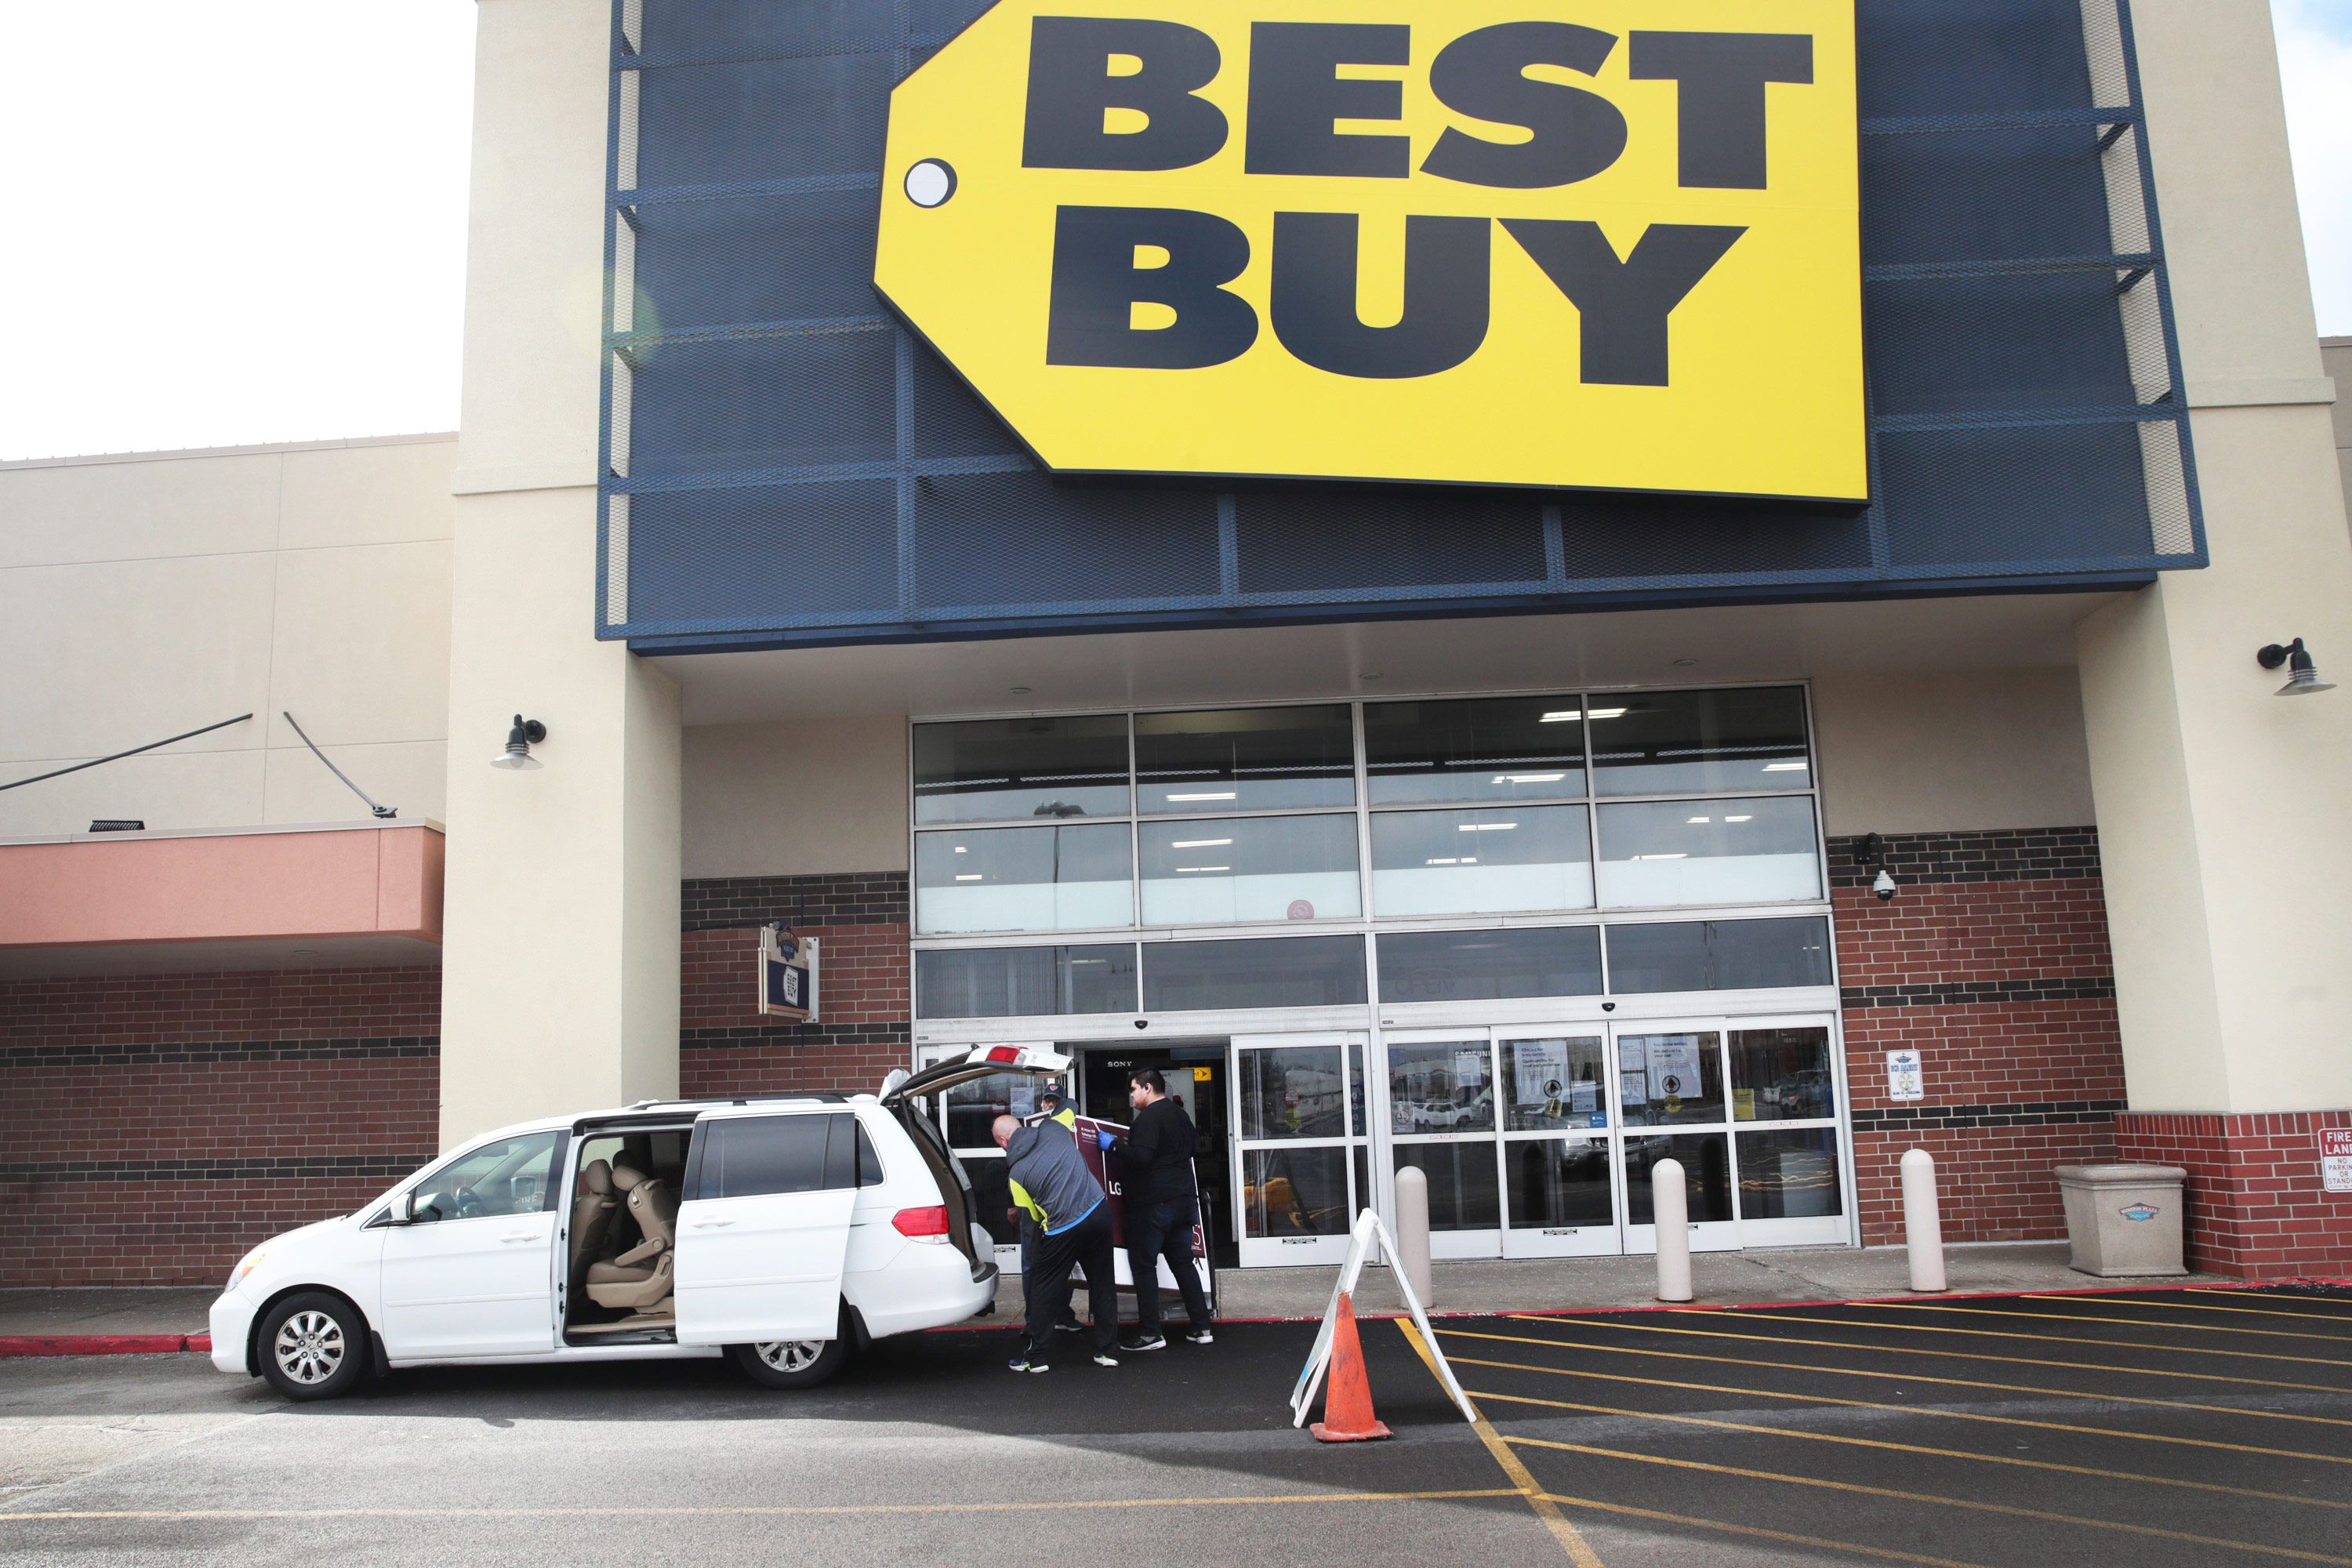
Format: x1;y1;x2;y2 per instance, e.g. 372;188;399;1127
0;968;441;1287
1828;830;2125;1248
2113;1110;2352;1279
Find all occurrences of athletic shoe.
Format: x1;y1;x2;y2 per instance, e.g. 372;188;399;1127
1007;1354;1047;1374
1185;1327;1215;1345
1054;1318;1085;1334
1092;1352;1120;1367
1123;1333;1167;1352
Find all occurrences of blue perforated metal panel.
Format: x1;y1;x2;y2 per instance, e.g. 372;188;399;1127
597;0;2204;652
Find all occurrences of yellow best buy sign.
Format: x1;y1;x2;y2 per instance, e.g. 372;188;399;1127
874;2;1864;502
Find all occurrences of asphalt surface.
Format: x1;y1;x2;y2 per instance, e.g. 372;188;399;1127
2;1284;2347;1566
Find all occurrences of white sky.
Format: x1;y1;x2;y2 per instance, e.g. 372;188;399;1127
0;2;2343;463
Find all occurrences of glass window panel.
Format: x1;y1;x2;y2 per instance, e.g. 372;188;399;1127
912;714;1130;825
1143;937;1369;1011
1385;1040;1496;1135
1624;1133;1734;1225
1502;1037;1610;1131
1506;1138;1616;1231
1140;814;1361;925
1377;927;1602;1004
411;1131;564;1221
1236;1044;1348;1139
942;1071;1069;1149
1393;1143;1501;1232
1363;695;1587;805
1596;797;1821;908
914;945;1137;1018
706;1114;835;1200
1592;687;1812;796
1730;1027;1838;1122
1617;1032;1726;1127
914;824;1132;935
1135;705;1356;814
1737;1127;1844;1220
1242;1146;1352;1239
1606;918;1835;994
1370;804;1592;916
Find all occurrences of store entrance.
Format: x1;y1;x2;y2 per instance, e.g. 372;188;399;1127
1074;1043;1236;1268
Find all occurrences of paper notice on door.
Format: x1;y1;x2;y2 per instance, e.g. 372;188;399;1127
1570;1080;1600;1116
1645;1039;1705;1102
1620;1069;1649;1107
1512;1040;1570;1106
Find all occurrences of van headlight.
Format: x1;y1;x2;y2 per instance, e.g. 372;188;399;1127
228;1250;266;1290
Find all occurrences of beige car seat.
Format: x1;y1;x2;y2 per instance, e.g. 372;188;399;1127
584;1164;680;1311
568;1160;619;1297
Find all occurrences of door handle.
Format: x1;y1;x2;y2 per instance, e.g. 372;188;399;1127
691;1219;736;1229
500;1232;539;1244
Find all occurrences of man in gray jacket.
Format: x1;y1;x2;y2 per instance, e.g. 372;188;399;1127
993;1112;1120;1372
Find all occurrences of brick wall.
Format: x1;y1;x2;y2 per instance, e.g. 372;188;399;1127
0;968;441;1286
680;873;913;1098
1828;829;2124;1247
2114;1111;2352;1279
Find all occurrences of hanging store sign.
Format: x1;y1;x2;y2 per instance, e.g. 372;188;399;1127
757;927;822;1023
874;2;1865;501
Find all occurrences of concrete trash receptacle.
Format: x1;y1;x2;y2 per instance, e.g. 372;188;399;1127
2055;1163;2190;1277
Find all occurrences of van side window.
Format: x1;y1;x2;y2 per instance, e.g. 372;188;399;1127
826;1116;886;1189
408;1131;565;1221
700;1115;836;1200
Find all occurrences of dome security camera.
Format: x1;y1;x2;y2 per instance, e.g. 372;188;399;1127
1872;868;1897;902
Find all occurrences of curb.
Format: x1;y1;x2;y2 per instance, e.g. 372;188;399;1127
0;1334;211;1359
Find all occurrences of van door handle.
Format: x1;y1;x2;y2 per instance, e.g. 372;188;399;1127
691;1219;735;1229
500;1232;538;1244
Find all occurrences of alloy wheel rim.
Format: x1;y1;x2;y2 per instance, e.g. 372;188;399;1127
274;1310;346;1385
755;1340;822;1374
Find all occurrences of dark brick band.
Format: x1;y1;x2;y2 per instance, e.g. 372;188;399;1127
1827;827;2101;887
3;1036;441;1069
1852;1098;2126;1133
681;1022;909;1053
1841;977;2116;1010
0;1155;433;1185
684;872;910;931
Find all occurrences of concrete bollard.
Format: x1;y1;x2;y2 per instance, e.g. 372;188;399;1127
1901;1147;1947;1292
1394;1165;1434;1308
1652;1159;1693;1302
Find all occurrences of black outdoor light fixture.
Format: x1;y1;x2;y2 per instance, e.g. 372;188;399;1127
2257;638;2337;697
491;715;548;771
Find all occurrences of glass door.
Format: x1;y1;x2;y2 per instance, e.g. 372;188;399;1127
915;1042;1064;1272
1231;1033;1368;1267
1616;1019;1741;1254
1380;1031;1503;1259
1495;1029;1619;1258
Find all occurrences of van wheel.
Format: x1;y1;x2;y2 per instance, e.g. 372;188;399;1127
257;1291;370;1402
732;1334;851;1390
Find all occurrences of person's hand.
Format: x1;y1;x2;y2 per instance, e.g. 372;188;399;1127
1096;1130;1116;1151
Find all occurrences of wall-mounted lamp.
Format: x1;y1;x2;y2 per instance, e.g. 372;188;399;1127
2257;638;2336;697
1856;831;1897;902
491;715;547;771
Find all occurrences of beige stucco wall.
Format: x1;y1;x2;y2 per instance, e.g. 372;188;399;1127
0;436;456;837
682;719;910;879
2074;0;2352;1114
2326;339;2350;521
1812;668;2096;837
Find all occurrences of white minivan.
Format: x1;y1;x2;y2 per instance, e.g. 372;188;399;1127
209;1046;1065;1400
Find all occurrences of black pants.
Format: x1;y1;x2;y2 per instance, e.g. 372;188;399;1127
1025;1203;1118;1357
1017;1223;1079;1330
1128;1195;1213;1338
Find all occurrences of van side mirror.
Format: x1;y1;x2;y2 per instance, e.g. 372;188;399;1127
387;1192;416;1225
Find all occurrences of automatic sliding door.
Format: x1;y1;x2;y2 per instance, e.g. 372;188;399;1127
1382;1033;1502;1259
1727;1019;1849;1247
1496;1031;1618;1258
1615;1023;1742;1254
1232;1033;1367;1266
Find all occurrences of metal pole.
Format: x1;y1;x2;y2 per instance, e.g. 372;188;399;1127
1653;1159;1693;1302
1393;1164;1433;1309
1901;1148;1947;1292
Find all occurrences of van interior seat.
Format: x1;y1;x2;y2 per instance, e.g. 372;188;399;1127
584;1164;679;1311
568;1160;619;1295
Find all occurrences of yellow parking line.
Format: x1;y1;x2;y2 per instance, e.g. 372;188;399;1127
2046;1294;2352;1325
1724;1308;2352;1371
1439;1328;2352;1440
1446;1351;2352;1466
1396;1319;1605;1568
1506;1312;2338;1396
1505;1437;2352;1566
1467;1386;2352;1512
1529;1492;1991;1568
1851;1299;2352;1343
2190;1289;2352;1308
0;1491;1525;1525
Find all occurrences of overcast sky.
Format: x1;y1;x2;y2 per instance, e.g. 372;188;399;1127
0;2;2345;463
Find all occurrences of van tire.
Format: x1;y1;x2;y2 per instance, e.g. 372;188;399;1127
256;1290;372;1402
732;1312;853;1390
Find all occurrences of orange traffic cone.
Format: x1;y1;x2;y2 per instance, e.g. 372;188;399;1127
1309;1292;1392;1443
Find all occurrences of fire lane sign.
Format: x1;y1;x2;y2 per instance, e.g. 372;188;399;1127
2322;1129;2352;1194
875;1;1866;500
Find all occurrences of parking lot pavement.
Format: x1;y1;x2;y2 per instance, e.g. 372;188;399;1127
0;1284;2346;1567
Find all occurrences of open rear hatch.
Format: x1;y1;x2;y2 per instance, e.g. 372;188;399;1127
881;1045;1071;1273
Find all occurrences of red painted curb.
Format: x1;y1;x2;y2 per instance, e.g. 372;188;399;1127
0;1333;211;1358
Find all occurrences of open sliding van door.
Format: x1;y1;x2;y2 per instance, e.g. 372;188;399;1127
673;1107;863;1346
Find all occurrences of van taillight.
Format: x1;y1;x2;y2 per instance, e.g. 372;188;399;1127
984;1046;1022;1065
893;1205;952;1240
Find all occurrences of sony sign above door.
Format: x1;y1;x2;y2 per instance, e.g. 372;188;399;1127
875;2;1867;502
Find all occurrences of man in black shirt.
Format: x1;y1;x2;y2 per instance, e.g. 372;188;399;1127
1101;1068;1214;1352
